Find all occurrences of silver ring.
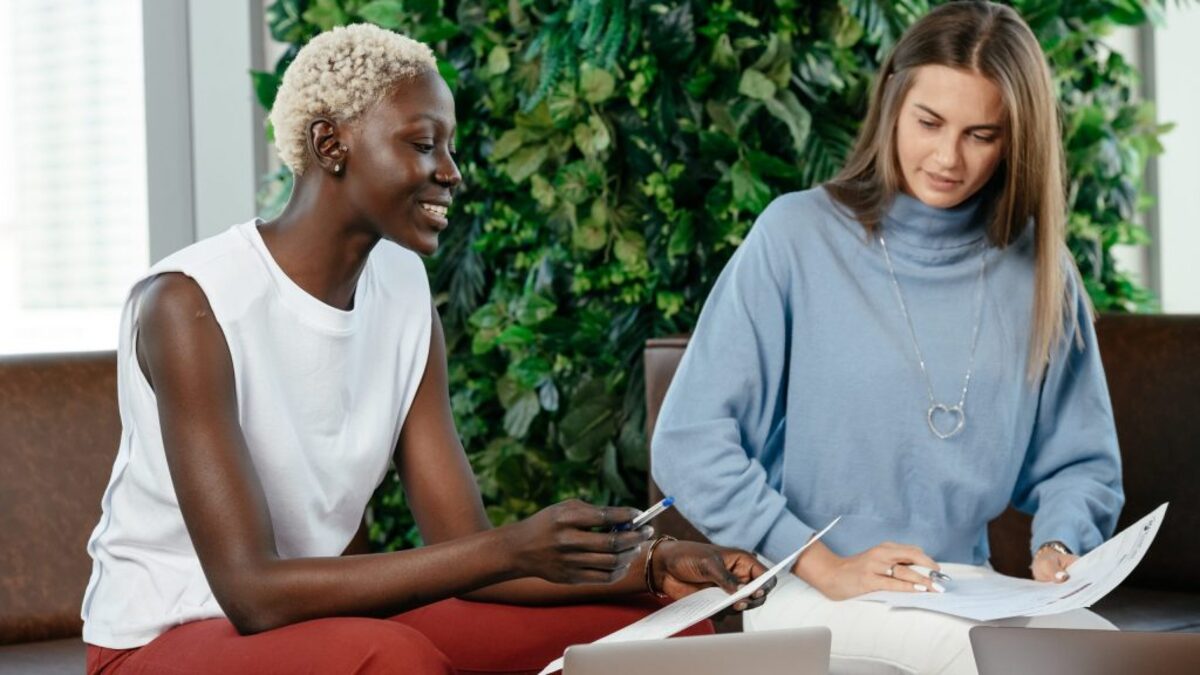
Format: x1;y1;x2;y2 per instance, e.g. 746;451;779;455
885;565;896;577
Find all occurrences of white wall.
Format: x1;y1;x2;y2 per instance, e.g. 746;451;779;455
142;0;266;261
1150;3;1200;313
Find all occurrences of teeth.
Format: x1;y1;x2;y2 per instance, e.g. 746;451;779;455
421;203;448;217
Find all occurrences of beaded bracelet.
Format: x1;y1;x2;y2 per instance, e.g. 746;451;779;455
643;535;677;598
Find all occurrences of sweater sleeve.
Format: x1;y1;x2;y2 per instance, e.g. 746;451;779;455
1012;271;1125;556
651;199;815;563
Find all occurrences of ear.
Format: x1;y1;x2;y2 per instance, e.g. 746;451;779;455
307;118;349;175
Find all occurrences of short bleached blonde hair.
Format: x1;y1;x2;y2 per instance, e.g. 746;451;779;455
270;23;437;175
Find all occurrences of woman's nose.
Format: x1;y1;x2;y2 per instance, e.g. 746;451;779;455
934;135;962;171
435;156;462;188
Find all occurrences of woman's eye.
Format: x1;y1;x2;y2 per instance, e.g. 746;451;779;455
972;134;997;143
918;119;938;129
413;143;435;153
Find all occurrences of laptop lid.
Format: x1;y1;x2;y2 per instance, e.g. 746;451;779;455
971;626;1200;675
563;627;831;675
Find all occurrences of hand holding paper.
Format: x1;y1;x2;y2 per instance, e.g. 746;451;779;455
538;517;842;675
858;503;1168;622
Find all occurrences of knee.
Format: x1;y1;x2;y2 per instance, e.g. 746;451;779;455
319;619;453;674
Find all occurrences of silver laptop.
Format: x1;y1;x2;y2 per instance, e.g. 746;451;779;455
971;626;1200;675
563;627;831;675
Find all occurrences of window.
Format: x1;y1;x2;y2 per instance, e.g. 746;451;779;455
0;0;148;354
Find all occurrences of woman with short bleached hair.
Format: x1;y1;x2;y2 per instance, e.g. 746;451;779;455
82;23;773;674
653;3;1123;673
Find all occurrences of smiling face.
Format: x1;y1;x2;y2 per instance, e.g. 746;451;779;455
895;65;1007;209
343;69;461;255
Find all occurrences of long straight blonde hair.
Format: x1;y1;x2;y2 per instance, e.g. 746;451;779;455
825;1;1083;380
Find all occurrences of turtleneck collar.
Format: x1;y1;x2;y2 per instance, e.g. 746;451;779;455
882;191;987;255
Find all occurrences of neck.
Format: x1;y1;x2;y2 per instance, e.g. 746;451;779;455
259;173;379;310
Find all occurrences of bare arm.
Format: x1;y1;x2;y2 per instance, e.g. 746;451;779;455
397;308;771;606
137;274;643;634
394;307;649;604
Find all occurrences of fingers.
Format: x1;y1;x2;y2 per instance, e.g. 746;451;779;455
564;551;638;573
874;576;931;593
1032;552;1075;583
879;542;939;571
556;497;643;528
697;553;743;595
890;564;937;591
564;529;648;554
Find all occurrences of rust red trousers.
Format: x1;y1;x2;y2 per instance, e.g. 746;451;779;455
86;596;713;674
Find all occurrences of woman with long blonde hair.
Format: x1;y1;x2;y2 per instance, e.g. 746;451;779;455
653;2;1123;672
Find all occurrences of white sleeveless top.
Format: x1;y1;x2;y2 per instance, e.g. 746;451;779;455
81;220;432;648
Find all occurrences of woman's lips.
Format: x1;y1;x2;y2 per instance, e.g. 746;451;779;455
923;170;962;193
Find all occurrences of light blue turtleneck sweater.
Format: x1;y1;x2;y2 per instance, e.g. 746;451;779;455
651;187;1124;565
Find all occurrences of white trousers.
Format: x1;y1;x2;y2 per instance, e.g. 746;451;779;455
743;563;1116;675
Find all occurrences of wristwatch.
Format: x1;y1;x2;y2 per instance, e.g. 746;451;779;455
1035;540;1073;557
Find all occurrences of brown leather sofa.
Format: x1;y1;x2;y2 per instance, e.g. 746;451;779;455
1;352;119;674
644;313;1200;634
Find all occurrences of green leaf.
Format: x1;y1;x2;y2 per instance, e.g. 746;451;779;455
503;391;541;439
731;158;773;213
580;64;616;103
763;89;812;156
249;70;282;111
416;17;460;43
572;221;608;251
516;294;556;325
738;69;777;100
706;101;738;137
614;231;647;268
573;114;612;157
302;0;350;31
602;443;633;499
491;129;524;161
487;46;511;75
357;0;403;28
530;175;556;210
496;324;536;348
265;0;310;43
436;59;459;92
504;145;549;184
538;380;560;413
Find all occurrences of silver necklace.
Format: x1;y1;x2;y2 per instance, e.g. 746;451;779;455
878;233;986;440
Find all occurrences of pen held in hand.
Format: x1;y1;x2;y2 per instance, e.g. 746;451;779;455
614;496;675;532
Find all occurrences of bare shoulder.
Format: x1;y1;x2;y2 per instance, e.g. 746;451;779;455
136;273;229;384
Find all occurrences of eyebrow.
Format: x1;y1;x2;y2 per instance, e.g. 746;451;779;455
914;104;1003;133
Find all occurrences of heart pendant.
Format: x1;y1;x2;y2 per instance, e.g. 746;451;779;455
927;403;965;440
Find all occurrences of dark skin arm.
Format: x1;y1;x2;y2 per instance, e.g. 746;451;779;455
137;274;650;635
396;307;775;607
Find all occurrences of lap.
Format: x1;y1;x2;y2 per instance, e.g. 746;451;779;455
744;564;1115;675
389;595;712;674
89;615;452;675
88;595;710;675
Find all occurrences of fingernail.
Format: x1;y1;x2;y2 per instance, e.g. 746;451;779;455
931;582;946;593
1055;571;1067;581
645;526;655;537
753;590;764;598
913;584;928;592
734;602;748;611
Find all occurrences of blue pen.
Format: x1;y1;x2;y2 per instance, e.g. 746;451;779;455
615;496;675;531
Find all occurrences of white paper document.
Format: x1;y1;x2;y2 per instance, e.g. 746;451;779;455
858;503;1168;622
537;517;841;675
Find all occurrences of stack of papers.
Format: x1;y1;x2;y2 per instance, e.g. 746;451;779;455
858;503;1168;622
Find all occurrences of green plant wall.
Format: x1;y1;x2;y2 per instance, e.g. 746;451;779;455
254;0;1169;550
